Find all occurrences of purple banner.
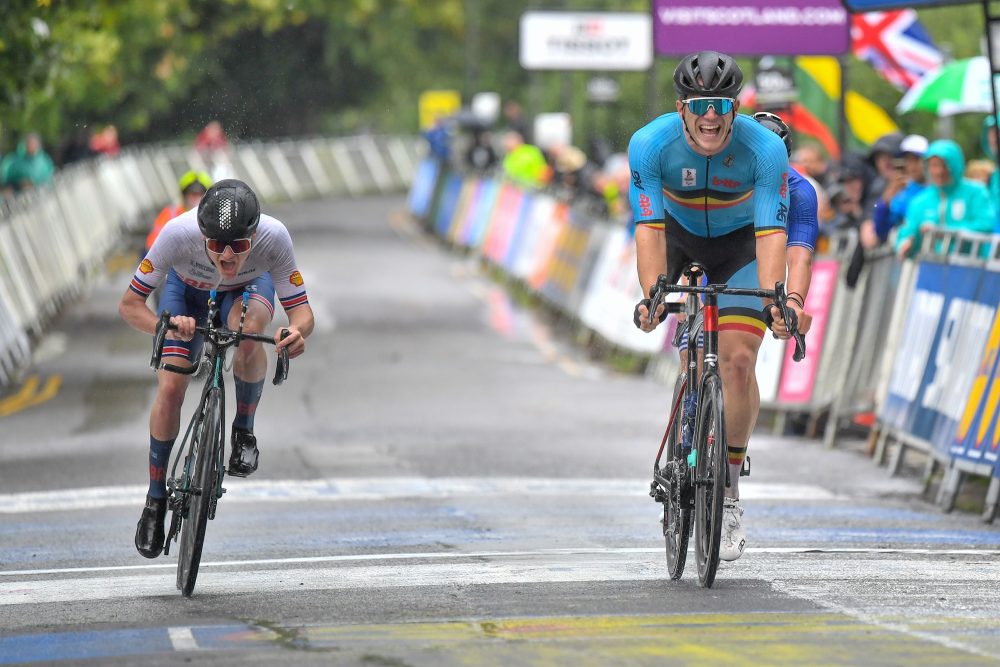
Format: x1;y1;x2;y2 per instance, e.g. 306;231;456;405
653;0;850;56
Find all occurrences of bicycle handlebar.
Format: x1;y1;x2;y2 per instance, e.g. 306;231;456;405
648;272;807;362
150;311;291;385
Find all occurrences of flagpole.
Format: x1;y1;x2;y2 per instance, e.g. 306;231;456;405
837;53;848;156
983;0;1000;179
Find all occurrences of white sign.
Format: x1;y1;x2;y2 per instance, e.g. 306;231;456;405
519;11;653;71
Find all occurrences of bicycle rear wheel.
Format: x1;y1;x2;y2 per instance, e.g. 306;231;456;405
177;387;221;597
694;374;727;588
663;374;691;580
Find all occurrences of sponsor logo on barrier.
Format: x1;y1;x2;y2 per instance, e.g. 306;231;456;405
954;310;1000;457
289;271;304;287
922;298;995;421
887;288;944;401
139;259;154;274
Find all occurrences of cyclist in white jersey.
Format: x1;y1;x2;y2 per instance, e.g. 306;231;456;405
119;179;314;558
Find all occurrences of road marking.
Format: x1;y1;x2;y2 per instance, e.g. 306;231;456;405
167;627;199;651
0;375;62;418
2;548;998;608
3;545;1000;578
0;477;839;514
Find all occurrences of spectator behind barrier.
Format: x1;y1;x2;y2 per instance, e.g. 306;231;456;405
500;130;550;189
896;139;995;259
965;159;995;186
89;125;120;157
502;100;531;144
465;129;498;173
793;142;835;192
822;152;870;238
1;132;55;196
195;120;229;152
868;134;928;246
422;115;452;164
145;170;213;252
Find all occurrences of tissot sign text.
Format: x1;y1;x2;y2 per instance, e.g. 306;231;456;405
654;1;850;56
519;12;653;71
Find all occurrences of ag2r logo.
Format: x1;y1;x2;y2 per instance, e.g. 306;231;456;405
632;170;643;190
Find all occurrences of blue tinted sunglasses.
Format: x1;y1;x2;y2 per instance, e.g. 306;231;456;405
683;97;735;116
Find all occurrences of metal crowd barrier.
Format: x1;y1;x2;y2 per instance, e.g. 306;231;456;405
0;135;421;391
408;160;1000;520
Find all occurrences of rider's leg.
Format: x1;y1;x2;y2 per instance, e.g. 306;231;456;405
717;329;764;500
224;281;275;477
228;297;273;431
148;358;192;496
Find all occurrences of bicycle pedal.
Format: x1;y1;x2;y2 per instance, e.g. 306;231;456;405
740;456;751;477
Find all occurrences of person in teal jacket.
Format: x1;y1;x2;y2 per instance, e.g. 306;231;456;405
0;133;55;195
895;139;995;259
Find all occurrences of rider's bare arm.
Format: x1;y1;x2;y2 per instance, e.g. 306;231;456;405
277;304;314;359
785;246;813;334
635;225;669;331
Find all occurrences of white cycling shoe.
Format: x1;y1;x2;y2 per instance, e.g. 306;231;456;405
719;498;746;562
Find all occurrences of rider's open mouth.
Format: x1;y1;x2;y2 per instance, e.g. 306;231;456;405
699;123;721;138
220;259;237;272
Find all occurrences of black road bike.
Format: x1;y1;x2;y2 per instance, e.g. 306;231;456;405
647;263;805;588
150;290;289;597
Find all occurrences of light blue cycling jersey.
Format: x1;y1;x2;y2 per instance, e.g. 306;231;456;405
786;167;818;252
628;113;790;239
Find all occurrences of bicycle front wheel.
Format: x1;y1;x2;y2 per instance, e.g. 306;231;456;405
177;387;221;597
694;373;727;588
663;373;691;581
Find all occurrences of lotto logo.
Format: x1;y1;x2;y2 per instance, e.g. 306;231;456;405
139;258;154;274
780;172;788;199
289;271;304;286
639;193;653;217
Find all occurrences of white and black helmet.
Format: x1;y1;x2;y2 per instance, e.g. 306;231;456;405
197;179;260;241
673;51;744;99
752;111;793;156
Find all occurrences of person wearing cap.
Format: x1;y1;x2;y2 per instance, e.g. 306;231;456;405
896;139;995;260
980;114;1000;229
145;170;213;253
865;134;928;247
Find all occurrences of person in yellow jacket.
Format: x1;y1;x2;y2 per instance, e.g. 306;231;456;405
145;170;212;252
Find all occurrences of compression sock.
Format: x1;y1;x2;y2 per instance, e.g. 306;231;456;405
233;376;265;432
727;444;747;499
148;436;175;499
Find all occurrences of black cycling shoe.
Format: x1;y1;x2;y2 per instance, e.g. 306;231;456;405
228;428;259;477
135;494;167;559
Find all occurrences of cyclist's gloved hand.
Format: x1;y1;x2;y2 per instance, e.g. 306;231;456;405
634;298;666;332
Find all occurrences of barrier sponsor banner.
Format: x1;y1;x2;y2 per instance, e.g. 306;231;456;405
652;0;850;56
467;179;502;249
777;258;839;404
483;185;525;264
455;179;488;247
406;158;440;219
434;173;465;238
502;193;534;273
540;207;596;310
756;335;786;404
578;227;667;353
511;196;558;281
881;262;990;458
527;201;570;291
949;269;1000;468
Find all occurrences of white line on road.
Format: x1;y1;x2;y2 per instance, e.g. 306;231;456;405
0;477;839;514
167;626;199;651
2;548;998;608
3;545;999;578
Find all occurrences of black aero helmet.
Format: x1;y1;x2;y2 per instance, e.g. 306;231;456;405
674;51;744;99
752;111;792;157
197;179;260;241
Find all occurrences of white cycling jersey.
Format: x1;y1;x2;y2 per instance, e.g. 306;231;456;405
128;209;309;311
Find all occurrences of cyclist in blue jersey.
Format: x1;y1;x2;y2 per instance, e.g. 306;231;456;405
752;112;816;333
629;51;801;562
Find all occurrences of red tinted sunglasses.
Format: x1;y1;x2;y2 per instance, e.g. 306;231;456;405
205;238;252;255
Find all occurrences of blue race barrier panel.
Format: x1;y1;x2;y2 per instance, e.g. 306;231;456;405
407;158;440;220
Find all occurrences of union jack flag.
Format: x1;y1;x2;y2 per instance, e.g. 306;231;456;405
851;10;943;91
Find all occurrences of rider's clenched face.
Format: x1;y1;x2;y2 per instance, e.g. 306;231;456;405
204;233;256;280
676;98;739;156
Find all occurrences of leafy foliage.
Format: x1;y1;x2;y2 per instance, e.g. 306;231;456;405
0;1;996;162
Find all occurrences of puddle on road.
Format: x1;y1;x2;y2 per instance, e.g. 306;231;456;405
78;378;152;433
